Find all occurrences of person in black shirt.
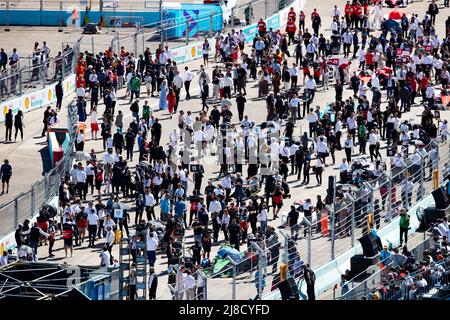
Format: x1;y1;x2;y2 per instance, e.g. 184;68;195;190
237;66;247;95
210;105;221;128
15;224;24;248
41;106;51;137
247;200;258;234
236;93;247;121
228;218;242;251
4;109;13;141
193;165;205;194
204;180;215;208
124;128;136;161
151;118;162;145
1;159;12;194
101;122;111;150
287;205;300;240
295;147;305;180
21;222;49;258
198;207;209;228
284;120;294;144
189;240;202;266
14;110;24;141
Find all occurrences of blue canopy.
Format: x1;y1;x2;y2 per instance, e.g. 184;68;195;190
216;246;242;262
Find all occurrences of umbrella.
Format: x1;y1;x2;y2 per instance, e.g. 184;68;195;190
384;19;400;31
389;9;403;20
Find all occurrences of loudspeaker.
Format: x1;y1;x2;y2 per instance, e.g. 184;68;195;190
358;232;379;258
350;255;372;282
279;278;300;300
423;206;450;227
432;187;449;209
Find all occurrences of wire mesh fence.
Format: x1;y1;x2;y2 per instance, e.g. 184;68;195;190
0;101;77;239
0;38;81;103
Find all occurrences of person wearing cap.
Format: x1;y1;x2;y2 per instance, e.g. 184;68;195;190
380;245;392;265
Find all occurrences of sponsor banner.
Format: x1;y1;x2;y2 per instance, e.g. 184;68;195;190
171;0;302;64
0;74;76;123
326;58;340;66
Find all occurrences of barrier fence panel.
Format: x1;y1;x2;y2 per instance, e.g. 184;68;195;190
0;38;80;104
0;201;16;238
33;179;47;212
0;101;77;241
328;133;450;262
16;190;33;225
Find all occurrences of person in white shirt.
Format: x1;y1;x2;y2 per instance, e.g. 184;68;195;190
184;270;196;300
159;50;168;65
100;246;111;267
315;156;324;185
306;108;318;138
305;76;317;102
87;206;99;247
221;174;232;200
344;135;354;162
173;71;183;107
315;136;329;165
402;177;414;208
146;227;159;267
371;74;380;90
339;158;349;183
209;196;222;214
346;114;357;144
144;189;156;220
342;30;353;58
76;164;87;200
368;129;381;162
289;94;300;124
183;66;195;100
105;226;115;264
289;64;299;89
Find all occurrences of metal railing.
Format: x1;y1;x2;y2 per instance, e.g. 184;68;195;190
0;38;81;103
337;236;450;300
327;132;450;261
0;100;78;239
168;269;208;300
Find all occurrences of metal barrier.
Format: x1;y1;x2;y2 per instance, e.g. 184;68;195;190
0;38;81;103
337;236;450;300
328;133;450;261
0;100;78;240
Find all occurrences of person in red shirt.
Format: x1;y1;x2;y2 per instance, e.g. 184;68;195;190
420;74;430;103
354;1;362;30
363;3;369;16
407;76;417;105
311;8;319;21
257;18;267;37
288;7;296;22
366;50;374;71
344;1;352;26
286;18;297;46
299;10;306;33
167;87;177;116
350;3;357;29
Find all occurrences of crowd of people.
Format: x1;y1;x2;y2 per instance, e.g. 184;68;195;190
3;0;450;301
